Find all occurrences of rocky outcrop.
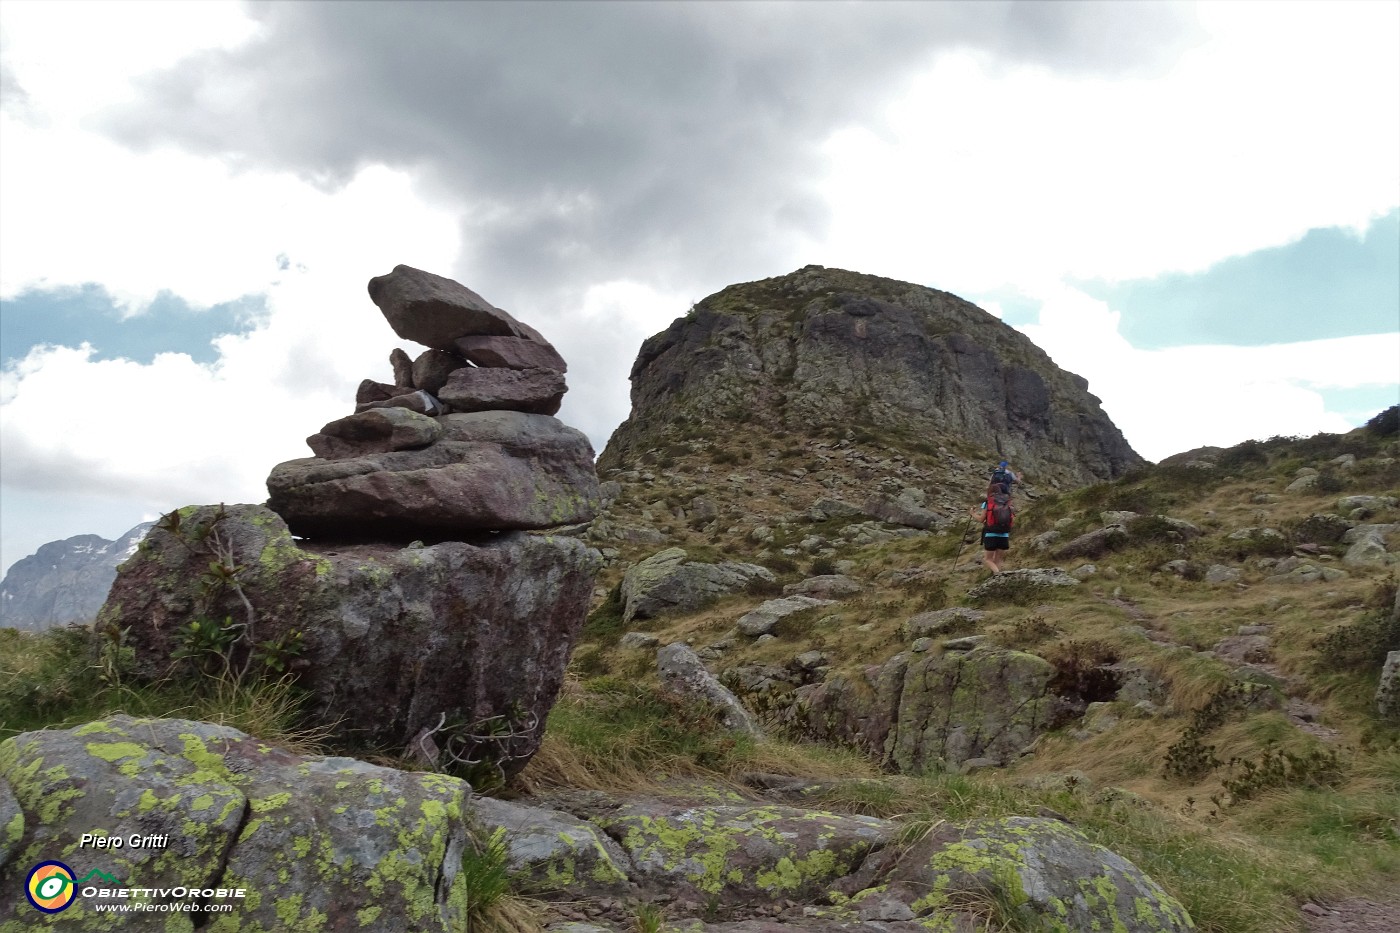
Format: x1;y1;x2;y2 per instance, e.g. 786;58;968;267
601;266;1142;487
2;718;1194;932
0;522;153;631
98;505;597;773
269;265;594;542
779;645;1069;772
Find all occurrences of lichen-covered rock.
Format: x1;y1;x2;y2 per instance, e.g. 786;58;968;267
783;574;864;600
737;596;834;637
876;816;1194;932
0;777;22;872
268;410;600;538
464;796;631;895
594;802;893;903
98;505;600;774
888;647;1059;771
0;717;473;932
657;643;763;737
900;607;985;640
1378;651;1400;720
1053;525;1129;560
968;568;1080;603
621;548;775;623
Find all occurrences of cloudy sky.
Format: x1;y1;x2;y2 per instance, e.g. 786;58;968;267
1;0;1397;577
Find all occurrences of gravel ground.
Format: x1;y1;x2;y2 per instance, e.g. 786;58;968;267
1301;898;1400;933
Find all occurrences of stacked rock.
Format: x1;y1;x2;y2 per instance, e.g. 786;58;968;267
267;265;600;541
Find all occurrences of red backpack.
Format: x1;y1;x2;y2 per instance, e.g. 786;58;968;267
985;488;1014;533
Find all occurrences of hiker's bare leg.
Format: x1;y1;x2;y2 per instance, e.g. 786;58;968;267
993;551;1007;572
983;550;999;573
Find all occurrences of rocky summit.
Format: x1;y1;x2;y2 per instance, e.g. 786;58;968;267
0;522;152;631
602;266;1142;488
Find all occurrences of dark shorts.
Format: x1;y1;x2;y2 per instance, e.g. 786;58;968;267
982;532;1010;551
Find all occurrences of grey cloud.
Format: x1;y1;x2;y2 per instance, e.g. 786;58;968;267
100;1;1200;305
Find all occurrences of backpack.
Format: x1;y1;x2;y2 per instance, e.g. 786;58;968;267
990;467;1016;490
984;489;1014;533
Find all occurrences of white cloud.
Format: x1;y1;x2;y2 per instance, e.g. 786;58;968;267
816;1;1400;292
1016;283;1399;462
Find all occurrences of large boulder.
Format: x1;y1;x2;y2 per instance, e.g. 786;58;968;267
0;717;475;932
869;816;1194;932
367;264;565;371
887;647;1060;771
97;505;600;774
620;548;775;623
464;796;631;895
267;411;600;539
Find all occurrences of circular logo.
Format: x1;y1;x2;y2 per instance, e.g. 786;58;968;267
26;861;77;913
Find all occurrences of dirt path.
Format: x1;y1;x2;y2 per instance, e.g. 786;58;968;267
1301;897;1400;932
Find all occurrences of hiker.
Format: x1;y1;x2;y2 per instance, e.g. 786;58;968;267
990;460;1020;492
970;480;1015;573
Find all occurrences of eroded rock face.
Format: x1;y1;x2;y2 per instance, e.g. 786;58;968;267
0;717;474;932
98;505;599;771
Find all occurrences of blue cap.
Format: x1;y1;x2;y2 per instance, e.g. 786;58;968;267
999;460;1009;468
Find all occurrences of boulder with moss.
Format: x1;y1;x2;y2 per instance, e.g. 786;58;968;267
620;548;775;623
591;801;893;904
97;504;598;775
0;716;474;932
861;815;1194;932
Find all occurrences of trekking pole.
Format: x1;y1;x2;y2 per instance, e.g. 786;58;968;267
950;515;973;573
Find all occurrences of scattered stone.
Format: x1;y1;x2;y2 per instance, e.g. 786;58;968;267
1205;564;1241;584
1338;495;1398;513
1213;634;1273;665
1071;563;1097;579
1286;473;1319;492
619;632;661;650
737;595;835;637
620;548;774;623
1053;525;1129;560
657;643;762;737
783;574;863;599
1343;528;1396;567
901;607;984;639
942;635;989;651
968;568;1080;602
1378;651;1400;719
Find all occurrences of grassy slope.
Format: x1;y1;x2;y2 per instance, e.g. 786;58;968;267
554;418;1400;932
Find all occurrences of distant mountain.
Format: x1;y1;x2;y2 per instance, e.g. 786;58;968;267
0;522;154;631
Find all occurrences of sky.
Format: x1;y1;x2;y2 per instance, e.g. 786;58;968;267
1;0;1397;578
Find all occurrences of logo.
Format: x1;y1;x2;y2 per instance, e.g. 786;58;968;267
25;861;76;913
24;864;123;913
